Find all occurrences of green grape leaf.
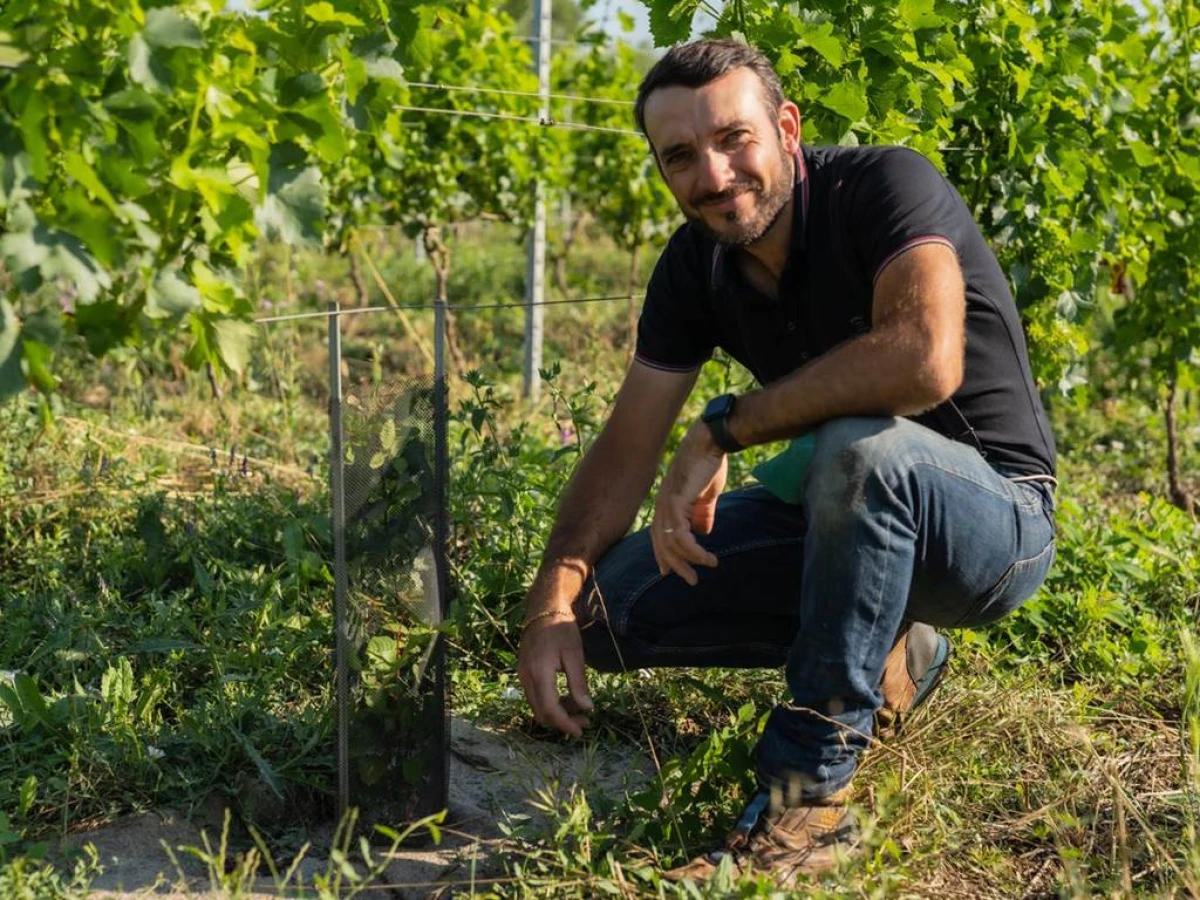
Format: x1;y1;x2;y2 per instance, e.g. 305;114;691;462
0;31;29;68
212;318;257;373
648;0;698;46
63;152;122;216
1128;140;1156;168
818;81;868;123
898;0;945;30
103;86;162;118
16;90;49;181
803;24;845;67
0;298;23;397
0;222;111;303
255;164;326;245
146;270;202;319
304;2;364;27
364;54;404;83
128;34;171;93
143;7;205;49
0;142;34;208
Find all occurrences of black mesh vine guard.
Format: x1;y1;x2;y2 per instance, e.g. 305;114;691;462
329;305;449;829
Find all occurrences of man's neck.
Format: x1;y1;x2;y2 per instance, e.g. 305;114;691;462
737;197;793;290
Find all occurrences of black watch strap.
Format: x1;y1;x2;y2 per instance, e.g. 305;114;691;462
702;393;745;454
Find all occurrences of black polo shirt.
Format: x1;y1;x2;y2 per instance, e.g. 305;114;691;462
635;144;1056;477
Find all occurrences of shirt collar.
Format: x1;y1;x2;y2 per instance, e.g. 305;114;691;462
709;146;810;292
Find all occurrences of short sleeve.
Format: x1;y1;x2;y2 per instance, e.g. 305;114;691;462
841;147;962;285
635;227;716;372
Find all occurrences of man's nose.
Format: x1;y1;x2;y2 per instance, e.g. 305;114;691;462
695;148;735;196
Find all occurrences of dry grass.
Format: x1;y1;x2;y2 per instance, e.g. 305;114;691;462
847;666;1199;899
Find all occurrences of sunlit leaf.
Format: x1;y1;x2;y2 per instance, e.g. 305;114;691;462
255;164;326;245
818;81;868;123
648;0;698;46
212;318;257;373
304;2;364;27
146;270;202;318
143;7;205;49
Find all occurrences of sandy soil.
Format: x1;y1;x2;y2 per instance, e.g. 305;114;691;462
53;717;653;899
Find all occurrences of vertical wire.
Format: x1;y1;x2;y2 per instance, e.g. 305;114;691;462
328;298;351;819
433;284;451;813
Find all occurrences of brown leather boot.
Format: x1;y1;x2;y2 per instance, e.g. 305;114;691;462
876;621;951;730
664;787;856;887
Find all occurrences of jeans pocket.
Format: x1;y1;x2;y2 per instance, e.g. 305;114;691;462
956;539;1056;628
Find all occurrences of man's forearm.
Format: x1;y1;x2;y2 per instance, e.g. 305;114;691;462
525;432;660;617
730;325;960;448
727;243;965;447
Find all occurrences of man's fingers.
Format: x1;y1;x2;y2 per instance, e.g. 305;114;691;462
652;535;672;578
668;555;699;586
653;517;718;586
654;524;694;583
562;645;593;713
665;530;717;571
528;656;583;738
692;497;718;534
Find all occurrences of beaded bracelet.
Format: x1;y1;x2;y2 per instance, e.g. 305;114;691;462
520;608;576;631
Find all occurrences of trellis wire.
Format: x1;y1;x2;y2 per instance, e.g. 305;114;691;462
515;34;625;46
392;103;642;137
393;89;999;151
255;293;644;325
382;102;1002;150
406;80;635;107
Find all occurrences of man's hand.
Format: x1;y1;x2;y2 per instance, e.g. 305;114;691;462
651;422;728;585
517;615;593;738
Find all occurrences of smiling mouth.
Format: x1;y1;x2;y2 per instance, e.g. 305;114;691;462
697;185;757;209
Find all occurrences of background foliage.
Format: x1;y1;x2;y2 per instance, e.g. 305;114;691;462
1;0;1198;895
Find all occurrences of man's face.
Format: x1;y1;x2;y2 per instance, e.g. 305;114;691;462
643;68;800;248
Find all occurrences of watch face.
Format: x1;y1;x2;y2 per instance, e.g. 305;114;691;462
704;393;734;421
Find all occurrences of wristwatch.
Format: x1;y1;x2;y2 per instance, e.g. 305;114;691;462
701;393;745;454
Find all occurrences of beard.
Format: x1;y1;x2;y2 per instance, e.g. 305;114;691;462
684;149;795;248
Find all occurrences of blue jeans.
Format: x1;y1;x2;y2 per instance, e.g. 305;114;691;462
576;416;1056;800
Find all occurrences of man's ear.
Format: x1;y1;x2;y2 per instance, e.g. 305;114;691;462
778;100;802;154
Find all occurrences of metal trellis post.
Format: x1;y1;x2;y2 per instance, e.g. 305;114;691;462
431;260;451;814
328;301;350;820
523;0;551;401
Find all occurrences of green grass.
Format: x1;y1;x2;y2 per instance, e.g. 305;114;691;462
1;226;1199;897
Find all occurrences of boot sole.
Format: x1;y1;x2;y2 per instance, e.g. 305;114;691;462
910;634;951;712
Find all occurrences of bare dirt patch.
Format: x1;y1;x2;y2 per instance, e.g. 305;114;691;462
53;717;654;898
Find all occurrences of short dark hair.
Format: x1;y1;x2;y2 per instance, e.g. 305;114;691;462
634;39;785;137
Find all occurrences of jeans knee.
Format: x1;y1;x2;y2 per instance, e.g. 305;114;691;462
806;417;909;528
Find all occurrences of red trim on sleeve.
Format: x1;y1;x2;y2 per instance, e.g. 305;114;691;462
872;235;956;285
633;352;706;373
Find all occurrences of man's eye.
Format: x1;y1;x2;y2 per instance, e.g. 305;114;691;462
725;130;749;144
664;153;688;168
